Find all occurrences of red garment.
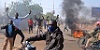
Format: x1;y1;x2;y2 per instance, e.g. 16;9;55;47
28;19;33;25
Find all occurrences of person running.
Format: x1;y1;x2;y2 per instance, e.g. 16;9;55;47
7;10;31;46
26;20;64;50
28;18;33;34
1;20;15;50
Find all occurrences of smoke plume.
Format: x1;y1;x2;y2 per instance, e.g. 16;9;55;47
62;0;83;30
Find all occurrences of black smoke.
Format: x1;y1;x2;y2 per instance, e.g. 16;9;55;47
62;0;83;29
62;0;83;35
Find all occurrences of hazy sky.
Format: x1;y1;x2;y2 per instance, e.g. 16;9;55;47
0;0;100;15
82;0;100;7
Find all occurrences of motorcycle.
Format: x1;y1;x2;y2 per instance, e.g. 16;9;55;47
18;41;36;50
78;30;100;50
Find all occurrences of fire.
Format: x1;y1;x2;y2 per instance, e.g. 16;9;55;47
73;30;83;38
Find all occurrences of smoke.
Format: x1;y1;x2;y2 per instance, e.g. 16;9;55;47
62;0;83;30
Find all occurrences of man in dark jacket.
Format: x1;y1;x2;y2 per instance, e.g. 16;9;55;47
34;15;44;34
1;20;15;50
26;20;64;50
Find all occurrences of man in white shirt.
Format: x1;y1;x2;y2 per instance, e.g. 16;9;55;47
7;10;31;46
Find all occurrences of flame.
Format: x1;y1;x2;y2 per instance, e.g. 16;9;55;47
73;30;83;38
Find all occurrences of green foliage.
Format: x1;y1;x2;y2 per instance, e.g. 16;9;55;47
8;0;43;19
45;12;56;20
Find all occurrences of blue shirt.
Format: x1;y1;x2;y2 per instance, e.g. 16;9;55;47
8;24;12;36
10;14;30;30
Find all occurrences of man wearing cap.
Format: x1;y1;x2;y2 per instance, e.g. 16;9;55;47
26;20;64;50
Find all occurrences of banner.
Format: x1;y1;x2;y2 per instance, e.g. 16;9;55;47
92;7;100;17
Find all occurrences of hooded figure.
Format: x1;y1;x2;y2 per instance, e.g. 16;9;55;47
26;20;64;50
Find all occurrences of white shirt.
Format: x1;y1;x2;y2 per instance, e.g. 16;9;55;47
9;14;29;30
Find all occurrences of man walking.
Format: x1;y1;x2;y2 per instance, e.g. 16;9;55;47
1;20;15;50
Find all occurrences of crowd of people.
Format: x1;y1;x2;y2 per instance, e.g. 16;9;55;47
1;9;100;50
0;9;64;50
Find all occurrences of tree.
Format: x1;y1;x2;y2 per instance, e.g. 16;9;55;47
45;12;56;20
8;0;43;19
29;4;43;19
6;0;43;30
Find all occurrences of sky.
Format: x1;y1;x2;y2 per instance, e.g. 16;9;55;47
82;0;100;7
0;0;100;16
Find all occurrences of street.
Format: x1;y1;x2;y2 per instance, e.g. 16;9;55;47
0;0;100;50
0;25;85;50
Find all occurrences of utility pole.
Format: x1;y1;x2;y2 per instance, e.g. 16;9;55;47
53;0;55;14
53;0;54;11
5;2;6;12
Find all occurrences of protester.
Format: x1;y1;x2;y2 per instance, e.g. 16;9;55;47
7;10;31;46
26;20;64;50
1;20;15;50
64;22;69;31
56;15;60;26
84;21;100;50
56;15;59;21
46;16;49;24
64;26;69;31
35;15;44;34
28;18;33;34
43;19;47;29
